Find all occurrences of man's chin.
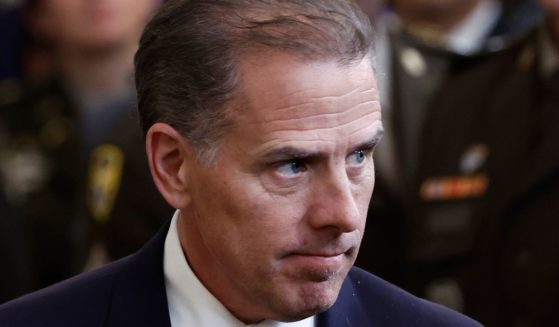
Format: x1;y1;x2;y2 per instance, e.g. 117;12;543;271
272;295;335;323
281;277;343;320
263;262;349;321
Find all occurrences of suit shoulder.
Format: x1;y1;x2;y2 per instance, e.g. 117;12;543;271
0;256;133;327
348;267;483;326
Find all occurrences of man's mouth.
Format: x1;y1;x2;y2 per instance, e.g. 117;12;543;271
282;247;354;281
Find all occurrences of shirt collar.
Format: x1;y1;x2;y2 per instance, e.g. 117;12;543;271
163;210;315;327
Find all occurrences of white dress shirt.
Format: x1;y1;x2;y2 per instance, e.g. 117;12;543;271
164;210;315;327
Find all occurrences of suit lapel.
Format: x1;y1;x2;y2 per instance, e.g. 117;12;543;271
106;220;172;327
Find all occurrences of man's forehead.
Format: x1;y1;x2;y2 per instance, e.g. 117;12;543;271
221;52;381;159
233;52;378;119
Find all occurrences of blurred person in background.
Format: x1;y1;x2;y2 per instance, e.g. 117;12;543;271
356;0;541;281
0;0;161;302
407;0;559;325
356;0;559;325
0;117;33;303
0;1;29;303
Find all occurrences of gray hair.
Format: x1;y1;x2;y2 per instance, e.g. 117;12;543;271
135;0;375;164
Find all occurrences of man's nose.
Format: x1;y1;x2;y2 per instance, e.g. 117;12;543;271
307;170;362;233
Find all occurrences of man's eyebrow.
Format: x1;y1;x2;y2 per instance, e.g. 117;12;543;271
261;146;321;164
260;127;384;164
350;127;384;153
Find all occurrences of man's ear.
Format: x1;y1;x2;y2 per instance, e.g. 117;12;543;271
146;123;193;209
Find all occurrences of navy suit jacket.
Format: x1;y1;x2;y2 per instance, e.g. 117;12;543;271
0;221;481;326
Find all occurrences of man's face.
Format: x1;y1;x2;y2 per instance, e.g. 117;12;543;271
179;53;382;322
31;0;159;51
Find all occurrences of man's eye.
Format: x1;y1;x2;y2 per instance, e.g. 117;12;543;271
277;160;307;176
347;150;367;166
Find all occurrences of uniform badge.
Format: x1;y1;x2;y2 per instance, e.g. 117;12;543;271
88;144;124;223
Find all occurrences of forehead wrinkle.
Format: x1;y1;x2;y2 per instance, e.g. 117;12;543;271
255;99;380;125
243;98;381;132
240;83;380;126
265;109;380;135
278;84;377;105
348;120;384;141
263;86;379;120
248;110;381;156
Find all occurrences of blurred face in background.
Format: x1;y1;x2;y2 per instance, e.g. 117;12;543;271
28;0;160;52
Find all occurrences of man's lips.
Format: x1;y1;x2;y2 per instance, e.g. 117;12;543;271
288;253;345;266
282;247;355;269
283;241;356;259
290;250;350;258
281;250;353;282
